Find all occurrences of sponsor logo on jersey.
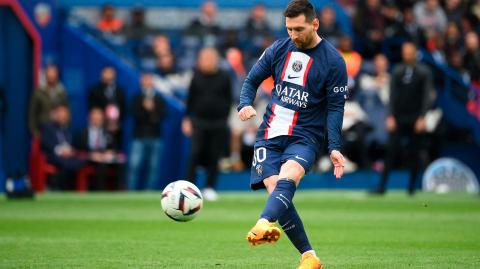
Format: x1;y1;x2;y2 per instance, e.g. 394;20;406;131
275;84;309;108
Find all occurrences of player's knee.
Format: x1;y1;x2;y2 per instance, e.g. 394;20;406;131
279;160;305;183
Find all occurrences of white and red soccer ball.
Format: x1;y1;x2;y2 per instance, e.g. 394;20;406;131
161;180;203;222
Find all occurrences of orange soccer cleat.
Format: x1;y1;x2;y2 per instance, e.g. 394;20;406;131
246;219;281;246
297;252;323;269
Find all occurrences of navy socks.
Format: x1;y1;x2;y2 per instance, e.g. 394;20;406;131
278;204;313;254
260;179;296;222
260;178;313;254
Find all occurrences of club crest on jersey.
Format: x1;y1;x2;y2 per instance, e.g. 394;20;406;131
292;60;303;72
281;51;313;87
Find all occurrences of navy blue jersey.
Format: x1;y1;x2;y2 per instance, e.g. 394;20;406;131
238;38;348;153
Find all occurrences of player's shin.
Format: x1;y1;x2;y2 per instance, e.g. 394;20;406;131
278;203;313;254
260;179;296;222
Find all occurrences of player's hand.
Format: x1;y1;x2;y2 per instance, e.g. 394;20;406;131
330;150;346;179
414;116;426;133
182;117;193;137
386;115;396;133
238;106;257;121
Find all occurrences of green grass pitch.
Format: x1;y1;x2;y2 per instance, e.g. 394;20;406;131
1;191;479;268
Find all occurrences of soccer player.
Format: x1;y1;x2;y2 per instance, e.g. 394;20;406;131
237;1;347;268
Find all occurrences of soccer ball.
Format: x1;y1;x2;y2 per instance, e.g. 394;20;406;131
161;180;203;222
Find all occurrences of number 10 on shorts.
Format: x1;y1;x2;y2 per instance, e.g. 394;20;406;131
252;147;267;166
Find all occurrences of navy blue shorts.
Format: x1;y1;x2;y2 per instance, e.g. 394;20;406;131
250;136;319;190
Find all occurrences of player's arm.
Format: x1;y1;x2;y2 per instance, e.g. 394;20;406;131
326;57;348;179
237;44;275;121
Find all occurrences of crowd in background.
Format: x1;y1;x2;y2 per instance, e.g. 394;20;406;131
31;0;480;196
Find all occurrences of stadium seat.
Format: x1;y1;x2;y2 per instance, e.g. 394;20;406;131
75;163;121;192
28;137;58;192
76;165;95;192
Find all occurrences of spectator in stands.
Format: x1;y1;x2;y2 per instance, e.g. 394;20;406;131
243;4;273;60
127;73;167;190
444;0;465;25
123;7;153;41
447;51;471;105
88;66;126;149
353;0;385;59
444;22;464;60
459;15;476;35
426;30;447;64
152;50;192;100
338;35;362;91
358;54;391;165
226;48;246;108
466;0;480;33
140;35;175;71
151;39;187;93
382;3;402;39
41;104;85;190
225;47;249;171
221;29;241;54
414;0;447;35
337;33;368;171
185;1;222;48
372;42;433;196
463;31;480;83
448;51;470;83
97;4;124;34
123;7;155;62
29;64;69;137
152;35;172;59
317;6;343;47
244;4;270;37
359;54;391;106
78;108;123;190
182;48;232;201
395;7;425;47
155;52;177;77
340;99;370;171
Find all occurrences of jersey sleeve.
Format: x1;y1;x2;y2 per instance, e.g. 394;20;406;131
326;57;348;153
237;42;276;111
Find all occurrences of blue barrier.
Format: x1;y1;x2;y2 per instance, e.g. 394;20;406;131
0;4;37;192
61;23;189;189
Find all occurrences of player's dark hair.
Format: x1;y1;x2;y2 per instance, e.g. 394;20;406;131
283;0;317;22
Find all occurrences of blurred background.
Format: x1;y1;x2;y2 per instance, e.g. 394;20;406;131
0;0;479;196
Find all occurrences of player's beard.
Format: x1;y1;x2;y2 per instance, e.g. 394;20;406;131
292;32;315;49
